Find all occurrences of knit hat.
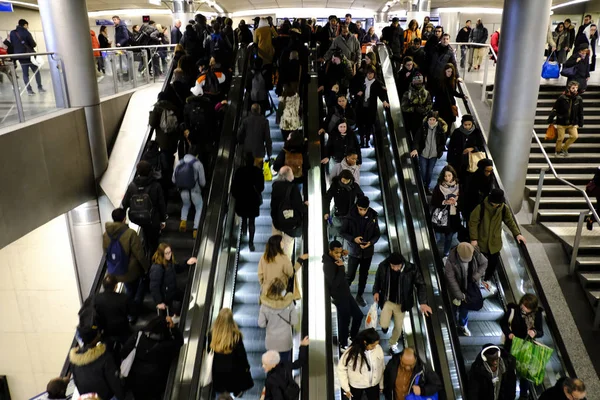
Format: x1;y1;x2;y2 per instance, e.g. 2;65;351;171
388;252;405;265
577;43;589;52
477;158;493;169
412;73;424;84
461;114;474;124
488;188;505;204
356;196;370;208
457;242;474;262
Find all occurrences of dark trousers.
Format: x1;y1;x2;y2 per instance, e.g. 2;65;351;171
279;350;292;363
21;62;42;92
483;251;501;281
346;256;372;297
335;295;363;347
142;225;161;258
241;217;256;245
350;385;380;400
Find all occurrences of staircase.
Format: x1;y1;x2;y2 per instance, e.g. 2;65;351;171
525;85;600;314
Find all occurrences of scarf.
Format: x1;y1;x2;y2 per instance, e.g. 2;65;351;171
439;181;459;215
459;125;476;136
523;311;536;331
364;77;375;102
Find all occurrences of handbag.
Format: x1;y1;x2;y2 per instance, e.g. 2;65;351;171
541;52;560;79
431;206;449;228
120;332;142;378
263;161;272;182
200;349;214;386
464;280;484;311
560;65;577;78
510;336;554;385
467;151;487;173
405;374;439;400
545;124;557;141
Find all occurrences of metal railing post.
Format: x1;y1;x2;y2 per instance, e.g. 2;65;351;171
569;211;587;275
595;301;600;329
109;54;119;94
128;51;137;88
142;50;150;84
531;167;548;224
8;62;25;123
481;45;490;103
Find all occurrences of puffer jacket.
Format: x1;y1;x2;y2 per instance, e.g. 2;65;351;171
90;30;101;57
258;293;298;352
341;206;381;259
547;92;584;127
401;85;433;114
149;261;187;306
338;345;385;392
444;246;488;301
469;24;489;44
469;197;521;254
102;222;149;283
69;343;125;400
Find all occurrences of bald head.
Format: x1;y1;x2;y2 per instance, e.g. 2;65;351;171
400;347;417;371
279;166;294;182
251;103;261;115
175;19;182;28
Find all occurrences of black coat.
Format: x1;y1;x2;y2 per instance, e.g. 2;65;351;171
395;67;420;96
171;26;183;44
404;46;426;70
468;347;517;400
351;77;388;126
323;104;356;132
69;344;126;400
94;291;132;338
325;130;362;164
499;303;544;352
447;127;485;175
383;353;443;400
382;25;404;59
270;180;306;237
209;334;254;394
341;207;381;258
232;165;264;218
547;93;584;127
428;44;459;85
538;378;572;400
456;27;471;43
433;81;464;125
372;256;428;312
564;52;591;80
99;33;111;48
149;262;187;306
9;25;36;63
323;253;351;302
412;121;447;159
122;175;167;227
264;345;308;399
121;327;184;399
324;178;364;217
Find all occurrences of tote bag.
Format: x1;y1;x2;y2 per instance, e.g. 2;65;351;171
467;151;487;173
510;336;554;385
405;374;439;400
120;332;142;378
541;52;560;79
200;349;214;386
431;206;449;228
545;124;557;141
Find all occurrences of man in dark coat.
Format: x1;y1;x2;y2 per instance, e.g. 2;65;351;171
237;103;272;164
351;65;390;147
405;38;426;70
563;44;591;94
341;196;381;307
171;19;183;44
235;19;253;48
428;33;459;89
9;19;45;95
539;377;587;400
456;20;472;68
324;169;364;241
262;337;309;399
317;15;340;57
548;80;584;156
94;275;133;344
468;344;517;400
112;15;130;47
383;347;443;400
382;17;404;68
373;253;432;354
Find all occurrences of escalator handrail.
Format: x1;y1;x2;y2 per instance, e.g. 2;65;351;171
456;81;577;380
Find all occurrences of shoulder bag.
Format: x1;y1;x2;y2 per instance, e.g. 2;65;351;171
120;332;143;377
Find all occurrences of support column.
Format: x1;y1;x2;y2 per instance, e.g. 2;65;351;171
407;0;430;26
488;0;552;212
173;0;196;25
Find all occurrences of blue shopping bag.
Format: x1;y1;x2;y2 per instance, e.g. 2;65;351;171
405;374;439;400
541;52;560;79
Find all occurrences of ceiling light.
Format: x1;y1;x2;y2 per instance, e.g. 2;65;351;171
4;0;38;8
551;0;589;10
230;7;375;18
436;7;503;14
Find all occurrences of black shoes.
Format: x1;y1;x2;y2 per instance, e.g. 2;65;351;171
356;295;367;307
586;216;594;231
249;242;255;252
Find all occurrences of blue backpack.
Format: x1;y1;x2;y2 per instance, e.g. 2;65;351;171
175;158;199;190
106;230;129;276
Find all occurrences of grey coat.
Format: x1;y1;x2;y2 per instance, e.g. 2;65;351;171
258;293;298;352
237;113;273;158
444;247;488;301
325;34;361;64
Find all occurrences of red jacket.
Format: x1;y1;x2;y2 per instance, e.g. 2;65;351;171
90;30;100;57
490;31;500;58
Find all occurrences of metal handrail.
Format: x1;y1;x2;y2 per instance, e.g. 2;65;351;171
94;44;177;53
0;51;55;58
449;41;497;102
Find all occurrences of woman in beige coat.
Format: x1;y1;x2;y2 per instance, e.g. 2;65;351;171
258;235;308;300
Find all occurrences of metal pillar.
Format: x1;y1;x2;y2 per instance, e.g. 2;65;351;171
173;0;196;25
38;0;108;180
488;0;552;213
407;0;430;24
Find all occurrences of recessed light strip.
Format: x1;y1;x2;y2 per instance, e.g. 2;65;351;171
550;0;590;10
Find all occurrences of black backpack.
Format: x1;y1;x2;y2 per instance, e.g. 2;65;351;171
129;184;154;226
185;98;210;134
142;142;163;180
282;367;301;400
203;70;220;95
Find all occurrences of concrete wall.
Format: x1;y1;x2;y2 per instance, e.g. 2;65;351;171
100;91;135;156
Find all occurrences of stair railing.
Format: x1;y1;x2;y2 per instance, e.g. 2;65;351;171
449;42;498;102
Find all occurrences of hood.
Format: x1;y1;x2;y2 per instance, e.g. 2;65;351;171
69;343;107;367
105;221;128;236
134;175;155;186
483;198;502;214
340;158;359;171
258;18;270;29
90;30;97;37
260;293;294;310
182;154;197;163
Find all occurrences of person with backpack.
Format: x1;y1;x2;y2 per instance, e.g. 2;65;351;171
142;140;172;208
261;336;309;400
324;169;364;242
122;160;167;256
102;207;149;315
270;166;308;258
190;60;226;98
172;148;206;239
149;92;182;171
238;103;272;166
9;19;46;95
469;189;525;287
248;57;271;116
273;130;309;187
94;275;134;348
206;23;232;69
149;243;197;318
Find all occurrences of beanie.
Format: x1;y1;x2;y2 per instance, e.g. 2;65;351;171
388;252;405;265
356;196;370;208
477;158;493;169
412;73;424;84
461;114;474;124
488;188;505;204
457;242;474;262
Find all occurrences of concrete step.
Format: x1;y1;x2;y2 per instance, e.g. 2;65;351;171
533;133;600;143
585;290;600;308
527;163;600;175
535;197;593;209
529;152;600;163
530;143;600;153
533;124;600;134
578;272;600;289
537;106;600;116
525;173;591;186
536;209;589;222
525;185;585;197
577;256;600;271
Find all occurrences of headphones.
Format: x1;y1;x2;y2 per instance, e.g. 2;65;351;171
481;345;501;362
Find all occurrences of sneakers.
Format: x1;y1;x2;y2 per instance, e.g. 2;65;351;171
27;91;35;96
193;229;198;239
561;149;569;157
38;87;47;93
355;294;367;307
389;342;400;354
458;325;472;337
482;280;493;292
179;220;187;232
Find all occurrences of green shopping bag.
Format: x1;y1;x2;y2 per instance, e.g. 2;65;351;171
510;336;554;385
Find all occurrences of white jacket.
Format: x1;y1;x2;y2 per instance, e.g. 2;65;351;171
337;345;385;392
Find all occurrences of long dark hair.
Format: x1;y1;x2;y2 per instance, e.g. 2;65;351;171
442;63;457;88
264;235;285;263
344;328;380;371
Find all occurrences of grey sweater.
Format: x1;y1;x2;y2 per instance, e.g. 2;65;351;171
258;293;298;352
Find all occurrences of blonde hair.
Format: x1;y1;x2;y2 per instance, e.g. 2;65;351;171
152;243;176;266
210;308;242;354
266;278;287;300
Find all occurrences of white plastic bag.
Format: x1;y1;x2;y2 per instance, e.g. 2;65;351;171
120;332;142;377
200;349;214;387
365;303;378;329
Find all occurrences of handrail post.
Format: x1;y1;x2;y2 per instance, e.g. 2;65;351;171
595;300;600;329
128;51;137;88
481;44;490;103
569;211;587;275
8;62;25;123
142;50;150;84
109;54;119;94
531;167;548;224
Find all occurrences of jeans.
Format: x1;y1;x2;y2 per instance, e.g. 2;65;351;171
21;62;42;92
346;256;372;297
279;350;292;363
436;231;456;256
180;188;203;229
455;303;469;327
419;156;438;189
96;55;105;73
335;295;364;347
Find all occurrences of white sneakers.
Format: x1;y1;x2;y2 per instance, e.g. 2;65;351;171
390;342;400;354
458;326;472;337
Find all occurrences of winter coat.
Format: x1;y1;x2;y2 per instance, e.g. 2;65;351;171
323;104;356;133
149;261;187;306
456;27;471;43
114;21;130;47
469;197;521;254
270;180;306;237
69;343;126;400
564;51;591;80
500;303;544;352
351;77;389;126
181;26;204;62
209;333;254;394
469;24;489;44
565;26;576;50
232;164;264;218
433;81;465;125
468;347;517;400
330;157;361;183
171;26;182;45
90;30;101;57
383;352;443;400
172;154;206;192
444;247;488;301
235;25;253;46
278;93;301;131
341;206;381;259
320;56;354;94
401;85;433;115
94;291;132;338
490;31;500;56
272;146;309;184
324;177;364;217
323;253;351;302
395;66;420;96
258;293;298;352
382;25;404;58
404;29;421;52
338;345;385;392
317;22;340;54
548;92;584;127
325;130;362;164
99;32;111;49
362;33;379;44
538;378;571;400
428;44;459;86
446;127;485;175
9;25;36;63
405;46;426;70
254;23;276;64
326;33;361;64
464;168;494;215
102;222;149;283
122;175;167;227
412;119;448;159
238;113;272;158
121;327;184;399
258;252;303;298
373;256;427;312
264;345;308;400
431;183;462;233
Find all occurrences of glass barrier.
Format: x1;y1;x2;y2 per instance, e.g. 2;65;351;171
449;42;497;103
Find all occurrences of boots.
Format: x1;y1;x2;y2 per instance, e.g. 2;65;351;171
179;220;187;232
